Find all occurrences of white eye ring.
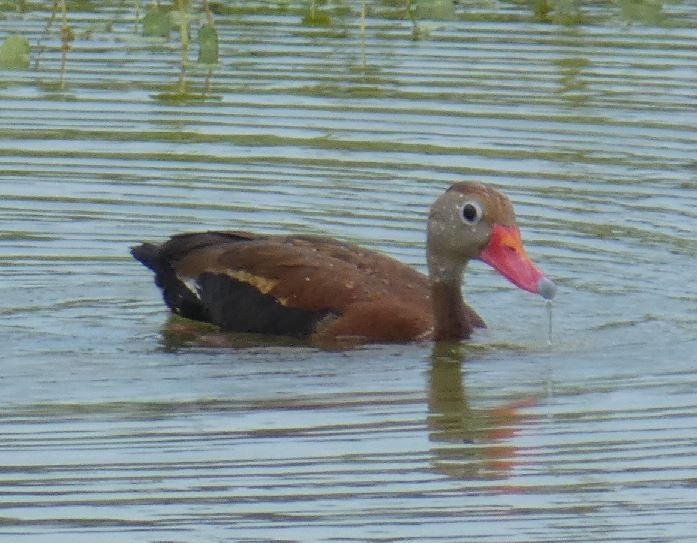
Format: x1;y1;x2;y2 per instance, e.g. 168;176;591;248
458;200;483;225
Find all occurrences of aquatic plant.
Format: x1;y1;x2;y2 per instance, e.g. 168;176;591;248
0;0;681;92
0;33;30;69
32;0;73;88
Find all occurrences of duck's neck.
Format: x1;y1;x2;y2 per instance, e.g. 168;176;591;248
427;253;473;341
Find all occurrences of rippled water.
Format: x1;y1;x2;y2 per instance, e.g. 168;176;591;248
1;2;696;541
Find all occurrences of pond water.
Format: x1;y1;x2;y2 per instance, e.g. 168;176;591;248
1;1;696;541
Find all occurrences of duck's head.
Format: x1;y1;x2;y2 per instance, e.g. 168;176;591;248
427;182;556;299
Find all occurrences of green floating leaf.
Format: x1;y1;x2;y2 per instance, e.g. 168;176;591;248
197;24;219;64
143;8;171;38
618;0;665;26
154;91;198;104
0;34;30;70
412;0;456;21
532;0;552;22
302;9;333;27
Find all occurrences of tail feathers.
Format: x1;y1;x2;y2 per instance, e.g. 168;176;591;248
131;243;208;322
130;243;163;274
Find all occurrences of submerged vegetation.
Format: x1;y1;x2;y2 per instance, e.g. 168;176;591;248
0;0;685;93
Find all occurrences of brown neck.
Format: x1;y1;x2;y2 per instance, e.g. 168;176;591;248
430;280;473;341
427;250;473;342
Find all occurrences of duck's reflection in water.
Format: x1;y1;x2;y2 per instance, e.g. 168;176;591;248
428;343;538;483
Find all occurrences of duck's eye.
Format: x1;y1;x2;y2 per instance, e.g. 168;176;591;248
459;201;483;225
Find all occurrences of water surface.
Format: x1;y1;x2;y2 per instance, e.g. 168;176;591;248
1;2;696;541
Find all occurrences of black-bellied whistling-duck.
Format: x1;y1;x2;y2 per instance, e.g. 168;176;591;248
131;182;556;345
